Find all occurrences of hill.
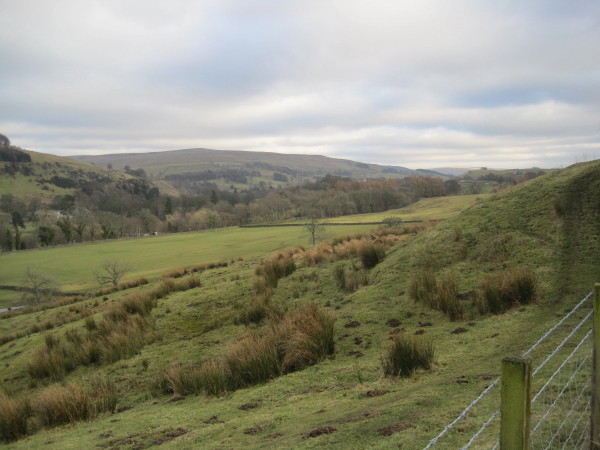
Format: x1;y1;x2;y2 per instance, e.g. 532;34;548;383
1;160;599;448
69;148;447;191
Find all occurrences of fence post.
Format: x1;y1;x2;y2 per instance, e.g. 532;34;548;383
501;354;532;449
591;284;600;449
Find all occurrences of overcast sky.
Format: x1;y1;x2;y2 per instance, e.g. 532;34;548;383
1;1;599;169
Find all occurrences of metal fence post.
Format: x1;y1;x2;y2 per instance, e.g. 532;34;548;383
591;284;600;449
501;354;532;449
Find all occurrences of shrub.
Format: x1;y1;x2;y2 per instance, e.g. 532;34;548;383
358;241;386;269
0;393;30;442
382;334;435;378
480;268;538;314
408;268;436;308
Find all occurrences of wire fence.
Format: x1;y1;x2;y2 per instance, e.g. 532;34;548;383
424;291;594;449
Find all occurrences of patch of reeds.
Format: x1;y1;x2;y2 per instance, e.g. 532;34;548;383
434;273;463;321
344;269;369;292
479;268;538;314
408;268;436;308
382;333;435;378
162;304;335;397
358;241;386;269
0;393;30;442
255;257;296;288
32;377;117;428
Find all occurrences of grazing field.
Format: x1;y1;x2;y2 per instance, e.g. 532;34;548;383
0;224;375;308
1;161;599;449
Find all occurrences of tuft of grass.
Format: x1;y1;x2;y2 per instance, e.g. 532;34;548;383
434;273;463;321
0;393;30;442
479;268;538;314
255;257;296;288
358;241;386;269
334;263;346;290
344;269;369;292
382;334;435;378
408;268;436;308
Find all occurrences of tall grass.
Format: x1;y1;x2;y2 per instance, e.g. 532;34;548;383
255;257;296;288
382;334;435;378
358;241;386;269
479;268;538;314
162;304;336;397
408;268;436;308
0;393;30;442
435;273;463;321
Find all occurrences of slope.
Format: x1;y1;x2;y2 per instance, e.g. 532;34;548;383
1;161;599;448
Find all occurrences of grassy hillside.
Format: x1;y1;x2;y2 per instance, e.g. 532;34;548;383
1;161;599;448
0;149;132;204
70;148;443;189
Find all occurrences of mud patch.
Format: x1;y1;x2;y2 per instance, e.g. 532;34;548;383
244;427;262;435
387;318;401;327
154;428;189;445
344;321;361;328
365;389;389;397
116;405;133;413
304;426;337;438
414;329;426;335
240;402;259;410
378;422;413;436
344;410;383;422
203;415;224;424
348;350;364;357
451;327;468;334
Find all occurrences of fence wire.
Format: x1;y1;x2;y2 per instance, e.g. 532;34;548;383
424;292;593;449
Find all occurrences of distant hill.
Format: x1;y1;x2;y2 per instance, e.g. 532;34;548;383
69;148;443;193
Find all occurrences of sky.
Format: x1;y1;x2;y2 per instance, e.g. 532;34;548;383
1;0;599;169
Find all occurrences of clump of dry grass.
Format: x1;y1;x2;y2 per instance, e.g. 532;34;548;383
382;333;435;378
478;268;538;314
0;393;30;442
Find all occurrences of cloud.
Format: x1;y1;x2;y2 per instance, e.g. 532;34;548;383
0;0;599;168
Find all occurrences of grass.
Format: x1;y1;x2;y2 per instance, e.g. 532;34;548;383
382;334;436;378
2;161;600;448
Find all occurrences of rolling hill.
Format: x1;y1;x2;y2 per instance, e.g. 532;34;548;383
1;160;599;448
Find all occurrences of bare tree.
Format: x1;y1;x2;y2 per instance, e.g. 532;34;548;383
305;213;325;246
94;259;130;287
22;267;58;304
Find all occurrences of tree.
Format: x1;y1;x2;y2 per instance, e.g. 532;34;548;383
56;215;73;243
0;133;10;147
22;267;57;304
305;213;325;246
95;259;130;287
11;211;25;250
38;226;55;246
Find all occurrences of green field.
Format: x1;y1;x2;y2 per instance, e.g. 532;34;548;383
0;224;375;308
1;162;599;448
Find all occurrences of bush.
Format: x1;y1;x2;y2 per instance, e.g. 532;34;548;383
382;334;435;378
0;393;30;442
480;269;538;314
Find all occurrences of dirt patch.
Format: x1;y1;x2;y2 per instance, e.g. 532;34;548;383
98;431;113;439
153;428;189;445
116;405;133;413
315;408;326;414
490;333;500;338
344;410;383;422
467;322;477;326
451;327;468;334
168;396;186;403
354;337;363;345
386;318;401;327
304;426;337;438
348;350;364;357
389;328;406;335
244;427;262;435
451;376;470;384
414;329;426;335
378;422;413;436
344;320;361;328
418;322;432;327
240;402;259;410
266;432;284;439
474;373;497;381
203;415;224;424
365;389;389;397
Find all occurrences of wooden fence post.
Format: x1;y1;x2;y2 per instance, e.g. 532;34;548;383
591;283;600;449
501;354;532;449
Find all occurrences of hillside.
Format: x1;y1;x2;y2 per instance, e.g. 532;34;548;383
69;148;445;191
1;161;599;448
